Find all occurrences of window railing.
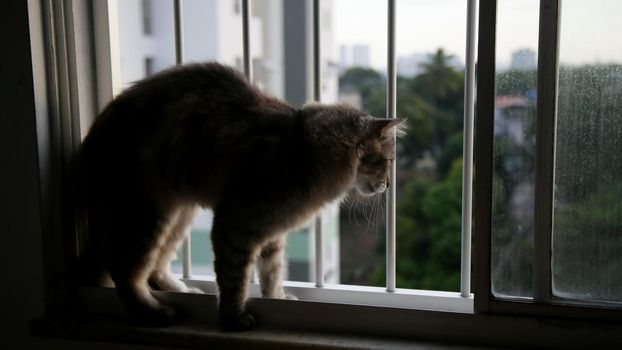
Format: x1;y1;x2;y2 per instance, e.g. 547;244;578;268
96;0;478;311
168;0;477;301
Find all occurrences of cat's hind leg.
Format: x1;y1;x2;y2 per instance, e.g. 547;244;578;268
149;206;203;294
211;219;259;331
257;235;297;300
105;205;179;326
108;250;178;326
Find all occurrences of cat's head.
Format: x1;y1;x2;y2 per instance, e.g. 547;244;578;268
353;117;406;196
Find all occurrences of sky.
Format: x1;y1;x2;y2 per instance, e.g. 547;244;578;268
334;0;622;70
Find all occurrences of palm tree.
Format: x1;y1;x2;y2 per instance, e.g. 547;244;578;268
417;48;462;103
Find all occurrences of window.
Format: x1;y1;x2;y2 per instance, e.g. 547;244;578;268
142;0;152;35
32;0;622;347
144;56;154;76
490;0;622;308
552;0;622;307
476;0;622;320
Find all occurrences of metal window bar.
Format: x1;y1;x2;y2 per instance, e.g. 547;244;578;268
241;0;259;285
386;0;397;293
242;0;252;79
533;0;561;303
173;0;192;280
460;0;478;298
313;0;324;288
472;0;496;314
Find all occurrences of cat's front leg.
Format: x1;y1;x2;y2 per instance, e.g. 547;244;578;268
212;229;257;331
258;235;297;300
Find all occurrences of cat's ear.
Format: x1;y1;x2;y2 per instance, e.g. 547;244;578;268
369;118;407;138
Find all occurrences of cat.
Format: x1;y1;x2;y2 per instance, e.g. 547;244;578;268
77;62;405;331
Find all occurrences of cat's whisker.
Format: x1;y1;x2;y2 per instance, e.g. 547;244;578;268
353;195;362;227
347;193;356;225
373;194;381;226
367;195;377;229
359;194;371;226
374;194;387;239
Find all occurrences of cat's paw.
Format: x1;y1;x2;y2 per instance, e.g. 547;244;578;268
220;311;256;332
284;293;298;300
186;286;205;294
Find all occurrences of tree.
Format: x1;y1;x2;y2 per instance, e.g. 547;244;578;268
339;67;384;111
495;69;536;96
416;49;463;104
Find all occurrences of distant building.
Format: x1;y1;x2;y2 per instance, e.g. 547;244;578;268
495;95;531;146
339;44;371;70
510;48;537;71
352;44;370;67
339;45;349;70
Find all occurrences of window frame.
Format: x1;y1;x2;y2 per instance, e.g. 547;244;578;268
31;0;622;347
474;0;622;322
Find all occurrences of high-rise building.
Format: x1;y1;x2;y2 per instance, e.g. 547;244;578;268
351;44;371;68
338;44;371;71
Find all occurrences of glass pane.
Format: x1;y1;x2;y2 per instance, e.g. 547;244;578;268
491;0;539;298
393;0;466;292
552;0;622;304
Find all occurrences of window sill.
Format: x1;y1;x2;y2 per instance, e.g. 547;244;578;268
181;275;474;314
31;286;622;349
31;314;474;350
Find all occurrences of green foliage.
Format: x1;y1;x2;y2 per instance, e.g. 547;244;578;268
550;64;622;301
490;64;622;298
339;67;384;112
555;64;622;202
553;180;622;300
342;48;466;291
436;132;463;179
373;160;463;291
341;53;622;296
495;69;536;96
